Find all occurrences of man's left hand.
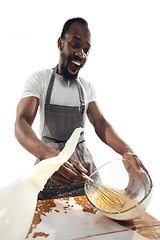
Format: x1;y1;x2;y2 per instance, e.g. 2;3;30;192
122;152;149;198
123;152;147;174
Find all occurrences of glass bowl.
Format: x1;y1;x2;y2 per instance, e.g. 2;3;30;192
84;158;153;221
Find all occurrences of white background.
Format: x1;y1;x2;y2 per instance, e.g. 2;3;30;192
0;0;159;220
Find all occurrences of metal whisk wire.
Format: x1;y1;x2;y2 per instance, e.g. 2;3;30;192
88;181;127;210
64;161;127;211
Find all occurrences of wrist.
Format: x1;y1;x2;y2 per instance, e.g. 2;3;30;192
120;145;135;157
36;141;60;161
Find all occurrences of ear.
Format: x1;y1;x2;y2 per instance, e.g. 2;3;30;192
58;37;63;50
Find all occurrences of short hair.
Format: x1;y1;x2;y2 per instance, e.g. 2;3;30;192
60;17;88;39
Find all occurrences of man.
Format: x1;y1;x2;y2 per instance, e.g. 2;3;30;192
15;17;144;200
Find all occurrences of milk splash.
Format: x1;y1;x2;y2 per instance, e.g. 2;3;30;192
0;127;84;240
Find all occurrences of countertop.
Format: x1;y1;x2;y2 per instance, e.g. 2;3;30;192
26;195;160;240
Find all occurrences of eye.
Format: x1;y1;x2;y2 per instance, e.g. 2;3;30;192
71;41;79;49
84;48;89;54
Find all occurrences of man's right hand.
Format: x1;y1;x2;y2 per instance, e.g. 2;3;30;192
50;158;89;187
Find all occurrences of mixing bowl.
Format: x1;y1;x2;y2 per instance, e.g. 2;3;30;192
84;158;153;221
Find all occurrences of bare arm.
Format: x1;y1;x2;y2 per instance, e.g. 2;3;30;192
87;101;144;173
87;101;133;155
15;96;59;160
15;96;88;186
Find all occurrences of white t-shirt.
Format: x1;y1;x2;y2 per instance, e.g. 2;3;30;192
21;68;96;136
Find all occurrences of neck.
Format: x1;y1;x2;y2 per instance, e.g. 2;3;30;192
57;63;62;75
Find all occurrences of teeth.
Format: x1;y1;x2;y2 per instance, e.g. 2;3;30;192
71;60;81;66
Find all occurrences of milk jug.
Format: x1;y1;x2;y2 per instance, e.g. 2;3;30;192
0;127;84;240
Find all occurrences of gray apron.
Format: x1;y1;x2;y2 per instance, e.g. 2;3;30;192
38;65;96;200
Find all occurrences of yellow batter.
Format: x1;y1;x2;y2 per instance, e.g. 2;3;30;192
91;187;138;213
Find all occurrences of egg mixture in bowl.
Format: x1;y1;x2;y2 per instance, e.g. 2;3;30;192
84;159;153;221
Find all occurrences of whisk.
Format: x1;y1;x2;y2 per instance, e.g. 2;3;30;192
64;161;127;210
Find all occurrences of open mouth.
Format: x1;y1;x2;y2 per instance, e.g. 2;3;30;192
67;60;82;75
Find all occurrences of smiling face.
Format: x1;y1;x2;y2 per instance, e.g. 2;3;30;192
57;22;91;80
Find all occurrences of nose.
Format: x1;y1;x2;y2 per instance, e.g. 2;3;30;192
75;49;86;59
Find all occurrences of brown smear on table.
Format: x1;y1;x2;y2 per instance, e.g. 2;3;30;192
26;200;56;239
33;232;49;239
26;195;97;239
74;196;97;214
117;212;160;239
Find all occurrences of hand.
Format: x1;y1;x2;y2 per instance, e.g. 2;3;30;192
50;158;89;187
123;153;149;198
123;152;147;174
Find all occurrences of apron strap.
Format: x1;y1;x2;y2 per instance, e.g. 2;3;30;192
45;65;58;105
75;78;85;114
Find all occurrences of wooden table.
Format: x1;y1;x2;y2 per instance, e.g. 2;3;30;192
26;195;160;240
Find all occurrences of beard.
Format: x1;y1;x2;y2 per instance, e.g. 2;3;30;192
60;51;84;81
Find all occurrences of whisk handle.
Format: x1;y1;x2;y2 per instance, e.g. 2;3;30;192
64;161;94;183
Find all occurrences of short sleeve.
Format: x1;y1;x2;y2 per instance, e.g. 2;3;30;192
88;82;96;103
21;72;42;99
